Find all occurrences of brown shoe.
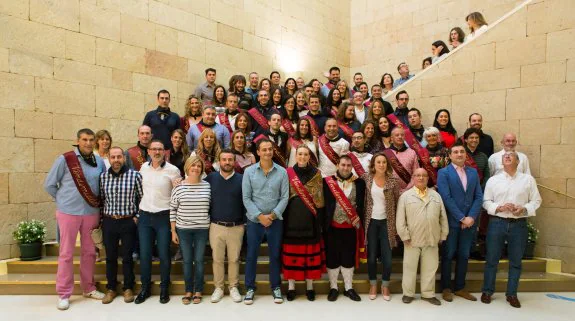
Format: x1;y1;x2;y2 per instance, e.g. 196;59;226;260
454;290;477;301
123;289;135;303
422;297;442;306
481;293;492;304
102;290;117;304
442;289;453;302
506;295;521;308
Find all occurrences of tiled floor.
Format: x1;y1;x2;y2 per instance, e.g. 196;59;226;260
1;292;574;321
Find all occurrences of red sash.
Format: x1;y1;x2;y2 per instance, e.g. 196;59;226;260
180;116;190;133
217;114;233;134
254;134;286;167
287;168;317;216
196;122;206;133
288;138;318;167
281;118;296;137
383;149;412;184
63;151;101;208
324;176;366;267
248;108;270;131
318;135;339;166
198;150;214;174
127;146;146;171
347;152;366;176
234;161;245;174
338;121;355;140
465;154;483;183
302;115;320;137
387;114;437;185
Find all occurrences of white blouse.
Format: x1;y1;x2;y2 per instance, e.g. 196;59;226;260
371;181;387;220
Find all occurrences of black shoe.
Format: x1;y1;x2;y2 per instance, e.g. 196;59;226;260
402;295;414;304
134;288;151;304
159;288;170;304
327;288;339;301
306;290;315;301
286;290;296;301
343;289;361;301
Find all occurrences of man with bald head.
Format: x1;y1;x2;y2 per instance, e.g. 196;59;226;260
382;127;419;192
481;151;541;308
488;133;531;177
125;125;152;171
318;118;350;177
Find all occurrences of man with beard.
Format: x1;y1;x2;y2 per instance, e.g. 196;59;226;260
393;90;410;126
248;89;278;137
125;125;152;171
229;75;252;110
253;113;288;167
321;67;341;97
318;118;350;178
303;94;328;136
468;113;494;157
186;105;230;150
349;131;373;176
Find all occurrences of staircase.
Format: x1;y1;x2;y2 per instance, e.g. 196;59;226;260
2;242;575;295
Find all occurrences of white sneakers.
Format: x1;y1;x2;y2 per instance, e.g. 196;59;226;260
229;287;242;303
57;298;70;310
83;290;105;300
211;287;242;303
211;288;224;303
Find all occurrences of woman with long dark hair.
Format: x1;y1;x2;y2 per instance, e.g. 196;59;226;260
230;130;256;173
326;87;343;117
283;78;297;96
286;118;318;167
380;73;394;95
234;112;255;149
431;40;450;63
362;120;380;151
166;129;190;177
279;95;299;137
336;102;361;141
377;116;393;150
433;109;457;148
449;27;465;49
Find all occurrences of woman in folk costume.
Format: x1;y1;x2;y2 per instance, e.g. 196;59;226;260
282;145;325;302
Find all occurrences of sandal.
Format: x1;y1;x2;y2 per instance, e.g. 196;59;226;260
192;294;202;304
182;296;192;305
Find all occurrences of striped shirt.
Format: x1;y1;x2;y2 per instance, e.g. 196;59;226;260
100;166;143;217
170;181;211;229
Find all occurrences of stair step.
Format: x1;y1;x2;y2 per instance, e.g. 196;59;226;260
1;272;574;295
6;256;548;275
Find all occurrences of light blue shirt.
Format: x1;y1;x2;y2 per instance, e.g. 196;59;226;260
44;148;106;215
393;74;414;88
242;162;289;223
186;123;230;151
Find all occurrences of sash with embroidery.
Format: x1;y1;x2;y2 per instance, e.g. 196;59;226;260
127;146;146;171
387;114;437;185
338;121;355;140
325;176;366;267
383;149;412;184
288;138;318;167
63;151;101;208
319;135;339;166
281;117;296;137
234;161;245;174
217;113;233;134
254;134;286;167
347;152;366;176
302;115;320;137
198;150;215;174
287;168;317;216
248;108;270;131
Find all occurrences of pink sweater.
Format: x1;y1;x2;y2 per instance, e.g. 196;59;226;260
389;148;420;193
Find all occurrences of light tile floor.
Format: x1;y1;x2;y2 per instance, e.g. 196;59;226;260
1;292;574;321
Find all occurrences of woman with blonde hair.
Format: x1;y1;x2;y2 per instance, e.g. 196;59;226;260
170;155;211;304
230;130;256;173
94;129;112;169
465;12;488;42
337;80;351;101
180;95;203;133
191;128;221;175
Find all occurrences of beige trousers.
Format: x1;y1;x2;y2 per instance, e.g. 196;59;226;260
402;245;439;298
209;223;245;289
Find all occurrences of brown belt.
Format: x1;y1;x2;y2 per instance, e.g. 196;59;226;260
492;216;526;223
104;215;134;220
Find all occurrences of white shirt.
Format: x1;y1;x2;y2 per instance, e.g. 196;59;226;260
483;171;542;219
215;113;237;131
488;150;531;177
318;137;350;177
354;106;366;124
371;181;387;220
465;24;488;42
351;151;372;176
139;161;181;213
287;139;318;167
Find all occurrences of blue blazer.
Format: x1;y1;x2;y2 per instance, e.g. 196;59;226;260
437;165;483;228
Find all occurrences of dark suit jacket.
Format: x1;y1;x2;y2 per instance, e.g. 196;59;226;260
322;177;366;232
437;165;483;228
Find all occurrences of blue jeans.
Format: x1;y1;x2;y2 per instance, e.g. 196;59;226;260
482;217;528;296
138;211;171;289
177;228;209;293
441;225;476;291
245;219;283;290
367;219;393;286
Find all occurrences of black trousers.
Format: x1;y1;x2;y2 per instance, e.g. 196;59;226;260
325;227;356;269
102;216;137;291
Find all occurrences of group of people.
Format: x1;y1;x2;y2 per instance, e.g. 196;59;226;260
44;61;541;311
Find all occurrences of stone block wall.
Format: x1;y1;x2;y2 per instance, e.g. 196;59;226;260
384;0;575;272
0;0;350;259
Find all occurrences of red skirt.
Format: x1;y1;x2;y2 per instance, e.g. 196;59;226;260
282;242;325;280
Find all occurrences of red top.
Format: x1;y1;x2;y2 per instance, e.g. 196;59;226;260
439;130;457;148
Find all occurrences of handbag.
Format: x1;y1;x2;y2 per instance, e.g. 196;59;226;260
91;228;105;250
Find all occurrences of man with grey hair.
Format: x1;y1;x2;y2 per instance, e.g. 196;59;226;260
481;151;541;308
383;127;420;192
393;62;414;88
186;105;231;150
488;133;530;176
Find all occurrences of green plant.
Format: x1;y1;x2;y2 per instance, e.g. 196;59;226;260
527;221;539;243
13;220;46;244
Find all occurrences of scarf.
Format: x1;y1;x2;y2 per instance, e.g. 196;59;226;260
293;164;317;185
74;146;97;167
390;143;407;152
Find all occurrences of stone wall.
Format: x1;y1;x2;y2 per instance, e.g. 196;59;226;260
349;0;526;85
384;0;575;272
0;0;351;259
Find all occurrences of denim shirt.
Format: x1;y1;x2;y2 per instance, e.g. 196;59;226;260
44;148;106;215
242;162;289;223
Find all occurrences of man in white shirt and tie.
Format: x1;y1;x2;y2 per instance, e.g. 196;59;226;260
481;151;541;308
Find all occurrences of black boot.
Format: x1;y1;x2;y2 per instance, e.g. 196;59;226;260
159;288;170;304
134;287;151;304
